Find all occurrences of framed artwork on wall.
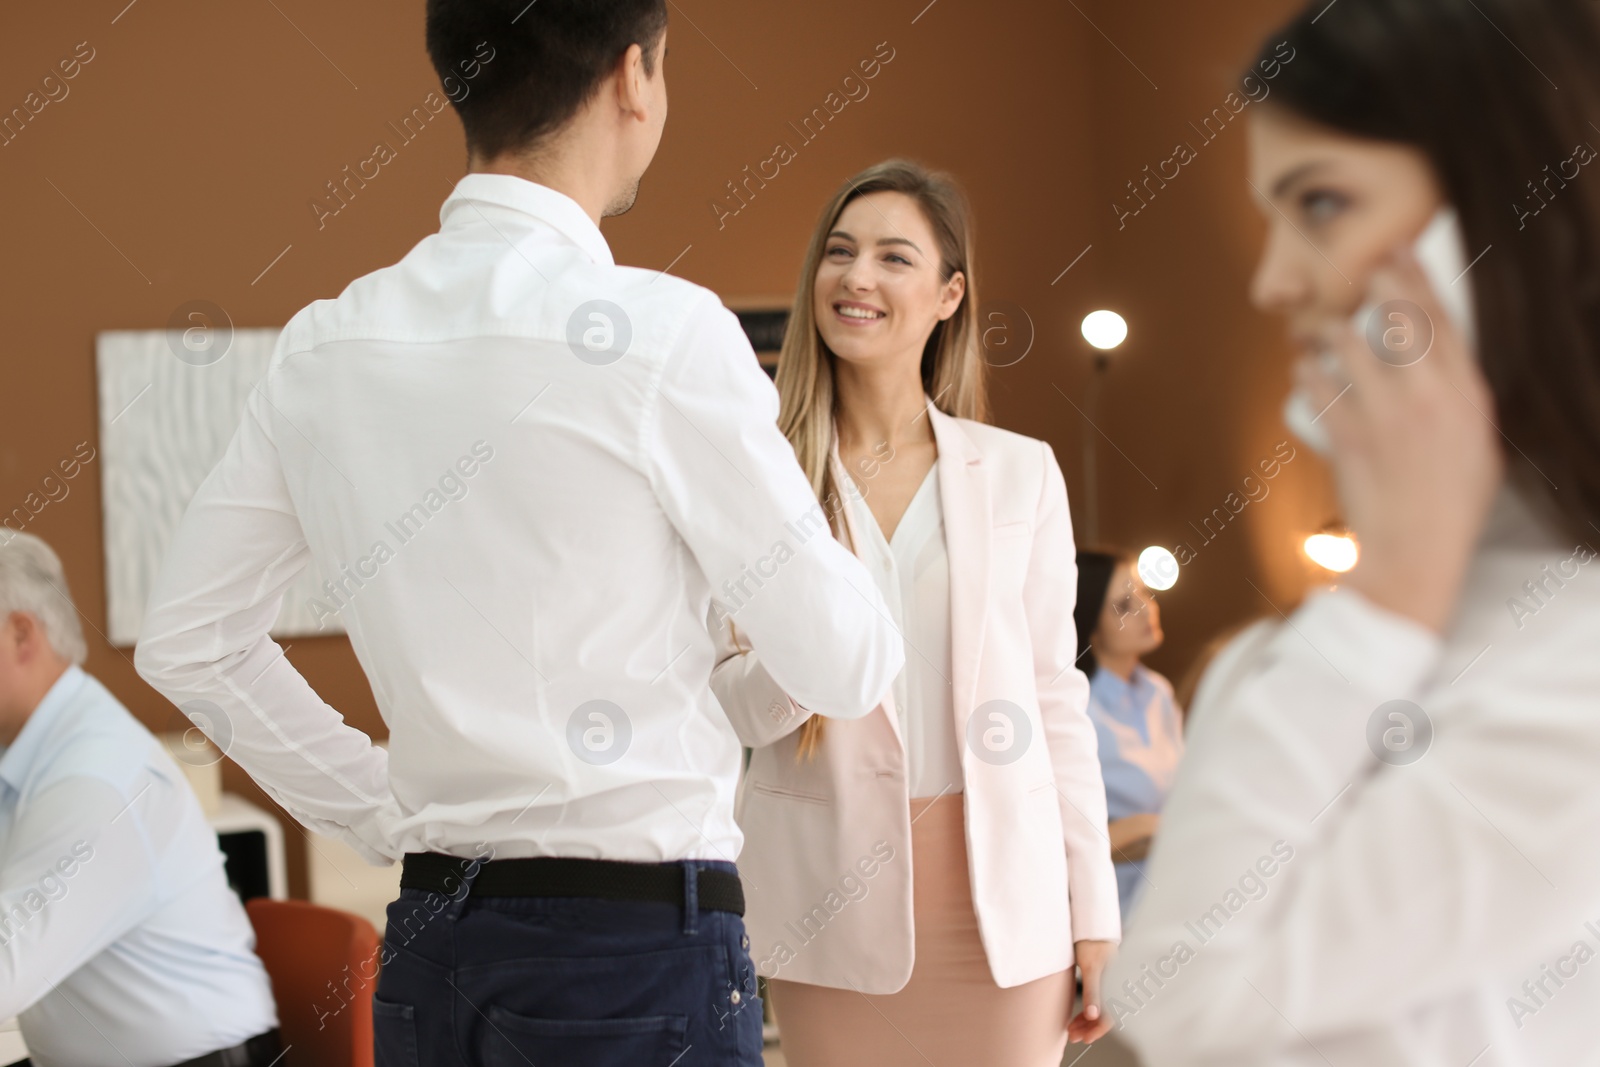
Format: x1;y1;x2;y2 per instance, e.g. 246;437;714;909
95;326;347;645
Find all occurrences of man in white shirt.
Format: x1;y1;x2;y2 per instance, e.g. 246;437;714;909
0;532;280;1067
133;1;903;1063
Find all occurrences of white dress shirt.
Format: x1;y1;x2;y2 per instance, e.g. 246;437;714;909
134;173;904;868
1107;482;1600;1066
841;464;962;798
0;665;277;1067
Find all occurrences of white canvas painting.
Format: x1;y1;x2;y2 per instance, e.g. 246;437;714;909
96;327;346;645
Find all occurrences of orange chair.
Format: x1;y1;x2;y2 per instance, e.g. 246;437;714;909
246;898;382;1067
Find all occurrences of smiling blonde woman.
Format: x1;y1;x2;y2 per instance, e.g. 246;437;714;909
710;158;1122;1066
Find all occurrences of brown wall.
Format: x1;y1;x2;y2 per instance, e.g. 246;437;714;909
1;0;1331;897
1074;0;1341;683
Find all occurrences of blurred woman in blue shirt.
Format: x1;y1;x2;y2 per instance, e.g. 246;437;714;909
1073;550;1185;922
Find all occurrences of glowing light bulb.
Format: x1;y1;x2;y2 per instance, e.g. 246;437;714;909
1081;310;1128;351
1304;532;1359;573
1137;546;1179;591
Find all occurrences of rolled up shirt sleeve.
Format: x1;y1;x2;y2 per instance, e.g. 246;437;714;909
133;377;402;865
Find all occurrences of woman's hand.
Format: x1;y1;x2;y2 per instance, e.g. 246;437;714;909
1301;244;1504;634
1108;813;1160;862
1068;939;1118;1044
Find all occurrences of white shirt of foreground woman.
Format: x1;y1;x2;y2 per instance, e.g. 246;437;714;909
1106;480;1600;1066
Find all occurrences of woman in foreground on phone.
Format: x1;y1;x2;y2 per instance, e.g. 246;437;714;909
711;158;1120;1065
1107;1;1600;1064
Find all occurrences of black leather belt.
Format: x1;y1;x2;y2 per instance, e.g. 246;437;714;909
401;852;745;915
172;1028;282;1067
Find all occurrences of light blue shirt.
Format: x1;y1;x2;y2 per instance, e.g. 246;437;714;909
1088;663;1185;922
0;665;277;1066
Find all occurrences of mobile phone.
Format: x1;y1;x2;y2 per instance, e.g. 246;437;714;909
1283;208;1478;454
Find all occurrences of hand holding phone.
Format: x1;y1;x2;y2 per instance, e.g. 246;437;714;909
1287;205;1503;633
1283;208;1477;453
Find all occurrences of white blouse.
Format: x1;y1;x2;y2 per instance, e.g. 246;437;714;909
842;465;962;798
1107;481;1600;1066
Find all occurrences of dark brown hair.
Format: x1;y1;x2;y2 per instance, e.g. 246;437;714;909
1256;0;1600;541
1073;549;1134;681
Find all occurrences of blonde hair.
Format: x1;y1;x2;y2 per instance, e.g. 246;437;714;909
774;158;987;758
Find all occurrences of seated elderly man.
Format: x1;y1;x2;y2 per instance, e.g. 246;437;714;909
0;532;279;1066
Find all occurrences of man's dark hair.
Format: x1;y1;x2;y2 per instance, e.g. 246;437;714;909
426;0;668;162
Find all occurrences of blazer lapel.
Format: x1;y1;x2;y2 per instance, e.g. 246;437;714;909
927;403;989;740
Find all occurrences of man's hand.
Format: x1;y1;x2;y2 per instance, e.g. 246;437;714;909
1068;939;1118;1044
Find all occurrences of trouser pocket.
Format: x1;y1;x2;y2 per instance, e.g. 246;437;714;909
480;1006;688;1067
372;997;420;1067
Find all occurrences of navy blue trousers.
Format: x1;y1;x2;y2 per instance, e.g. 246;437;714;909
372;860;764;1066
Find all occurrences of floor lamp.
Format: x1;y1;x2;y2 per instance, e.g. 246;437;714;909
1079;310;1128;545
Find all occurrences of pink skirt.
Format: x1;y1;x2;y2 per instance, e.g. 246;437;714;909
767;793;1072;1067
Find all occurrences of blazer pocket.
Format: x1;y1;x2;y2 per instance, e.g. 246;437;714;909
749;782;832;806
993;520;1031;539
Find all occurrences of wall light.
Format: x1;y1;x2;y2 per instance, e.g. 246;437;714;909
1081;310;1129;351
1137;546;1179;591
1304;531;1359;573
1079;309;1130;543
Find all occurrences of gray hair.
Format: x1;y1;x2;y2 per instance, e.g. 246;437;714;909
0;532;88;666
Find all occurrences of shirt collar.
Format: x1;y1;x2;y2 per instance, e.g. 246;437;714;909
439;173;615;267
0;664;88;791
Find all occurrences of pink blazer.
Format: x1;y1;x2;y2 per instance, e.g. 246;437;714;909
711;404;1121;994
